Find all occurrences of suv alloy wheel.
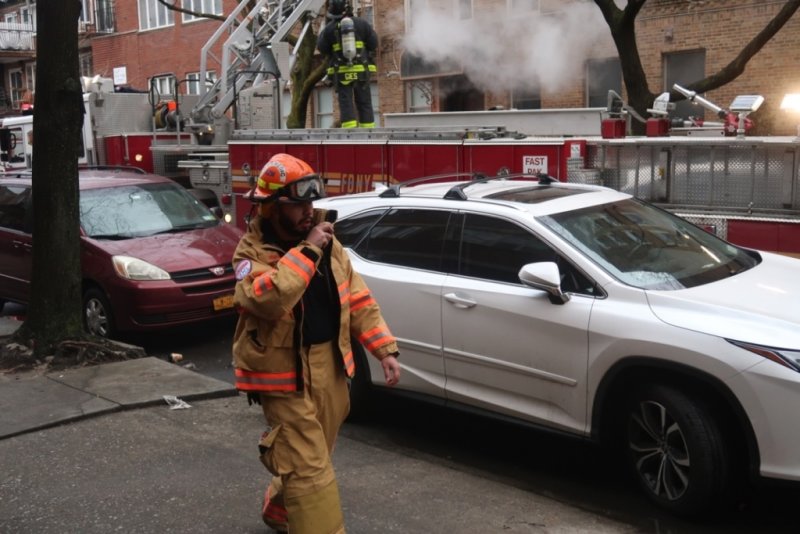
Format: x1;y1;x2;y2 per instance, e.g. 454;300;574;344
625;384;730;517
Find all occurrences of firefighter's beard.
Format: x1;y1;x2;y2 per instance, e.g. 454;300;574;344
277;210;313;240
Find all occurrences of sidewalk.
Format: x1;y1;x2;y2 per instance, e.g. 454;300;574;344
0;355;237;440
0;312;237;440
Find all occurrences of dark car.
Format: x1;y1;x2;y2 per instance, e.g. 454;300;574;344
0;168;243;338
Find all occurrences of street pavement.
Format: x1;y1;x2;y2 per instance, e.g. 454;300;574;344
0;315;642;533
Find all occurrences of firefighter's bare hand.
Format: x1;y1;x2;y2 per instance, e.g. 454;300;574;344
381;355;400;387
307;222;334;249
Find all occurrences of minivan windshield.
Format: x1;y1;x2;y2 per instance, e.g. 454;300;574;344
539;198;759;290
80;182;218;238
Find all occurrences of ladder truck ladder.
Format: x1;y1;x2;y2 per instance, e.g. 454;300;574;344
191;0;326;130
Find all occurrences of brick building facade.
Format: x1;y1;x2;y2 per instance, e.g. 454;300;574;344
2;1;800;134
371;0;800;135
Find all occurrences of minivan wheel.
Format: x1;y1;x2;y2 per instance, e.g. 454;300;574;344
624;384;729;517
83;288;114;338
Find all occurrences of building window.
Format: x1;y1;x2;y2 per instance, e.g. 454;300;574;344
25;63;35;93
96;0;115;32
139;0;174;30
664;50;705;120
185;71;217;95
80;0;92;23
509;0;539;14
20;6;33;26
407;0;471;30
361;4;374;26
316;87;334;128
150;75;176;97
182;0;223;22
458;0;472;20
586;57;622;108
406;0;426;31
407;81;432;113
370;83;380;125
80;52;94;78
512;87;541;109
9;69;24;110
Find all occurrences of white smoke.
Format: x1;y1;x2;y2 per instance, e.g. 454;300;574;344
401;3;611;95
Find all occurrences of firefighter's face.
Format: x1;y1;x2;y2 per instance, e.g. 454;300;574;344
275;200;314;238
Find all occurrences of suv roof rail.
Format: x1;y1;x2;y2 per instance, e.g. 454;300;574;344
378;172;486;198
80;165;147;174
443;172;557;200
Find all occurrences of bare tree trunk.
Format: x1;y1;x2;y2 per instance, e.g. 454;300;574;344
287;28;326;129
15;0;85;356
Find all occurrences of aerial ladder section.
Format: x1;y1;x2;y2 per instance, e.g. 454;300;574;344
191;0;326;139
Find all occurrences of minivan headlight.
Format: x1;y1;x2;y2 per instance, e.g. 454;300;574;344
728;340;800;373
112;255;170;281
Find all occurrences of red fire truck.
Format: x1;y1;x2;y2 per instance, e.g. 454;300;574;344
218;121;800;257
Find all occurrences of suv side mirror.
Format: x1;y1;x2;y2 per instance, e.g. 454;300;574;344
518;262;570;305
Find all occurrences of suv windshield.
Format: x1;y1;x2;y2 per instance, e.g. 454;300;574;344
539;198;759;290
80;182;218;238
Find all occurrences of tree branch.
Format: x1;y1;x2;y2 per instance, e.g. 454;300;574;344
679;0;800;95
593;0;623;31
621;0;647;25
157;0;226;22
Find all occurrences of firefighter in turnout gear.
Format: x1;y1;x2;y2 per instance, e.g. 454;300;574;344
232;153;401;533
317;0;378;128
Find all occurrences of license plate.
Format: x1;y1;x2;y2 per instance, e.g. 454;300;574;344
213;294;234;311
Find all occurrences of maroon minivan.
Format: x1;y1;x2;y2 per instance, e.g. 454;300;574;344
0;168;243;338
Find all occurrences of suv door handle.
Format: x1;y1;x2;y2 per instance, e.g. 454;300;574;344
444;292;477;309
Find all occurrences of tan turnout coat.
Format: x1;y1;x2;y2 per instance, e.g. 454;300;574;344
231;209;398;393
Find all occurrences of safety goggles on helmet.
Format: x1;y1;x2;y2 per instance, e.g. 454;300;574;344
272;174;326;202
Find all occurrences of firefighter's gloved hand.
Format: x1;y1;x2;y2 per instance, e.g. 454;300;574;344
247;392;261;406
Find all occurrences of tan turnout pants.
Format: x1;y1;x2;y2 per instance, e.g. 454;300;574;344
259;341;350;534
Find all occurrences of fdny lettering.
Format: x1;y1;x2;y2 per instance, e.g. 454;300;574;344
337;172;375;194
522;155;548;175
235;259;252;280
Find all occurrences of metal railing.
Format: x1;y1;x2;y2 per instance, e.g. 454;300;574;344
578;138;800;218
0;22;34;51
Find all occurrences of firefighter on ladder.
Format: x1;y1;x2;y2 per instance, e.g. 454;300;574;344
317;0;378;128
231;153;401;533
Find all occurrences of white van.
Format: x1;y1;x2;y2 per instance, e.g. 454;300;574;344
0;96;95;171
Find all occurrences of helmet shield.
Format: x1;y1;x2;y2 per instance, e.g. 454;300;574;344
275;174;326;203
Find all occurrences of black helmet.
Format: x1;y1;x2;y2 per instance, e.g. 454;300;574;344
329;0;346;16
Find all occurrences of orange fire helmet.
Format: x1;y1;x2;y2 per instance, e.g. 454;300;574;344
249;153;325;203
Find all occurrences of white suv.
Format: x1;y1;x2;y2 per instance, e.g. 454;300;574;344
315;174;800;517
